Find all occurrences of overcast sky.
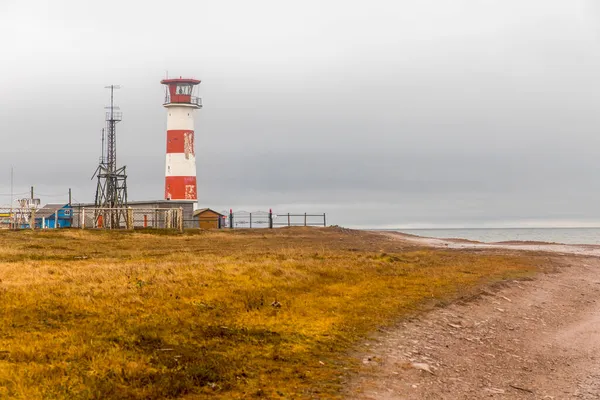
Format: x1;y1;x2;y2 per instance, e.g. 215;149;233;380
1;0;600;228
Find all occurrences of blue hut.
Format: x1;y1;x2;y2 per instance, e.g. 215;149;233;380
35;204;73;229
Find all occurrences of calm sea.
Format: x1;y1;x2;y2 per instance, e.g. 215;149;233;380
394;228;600;245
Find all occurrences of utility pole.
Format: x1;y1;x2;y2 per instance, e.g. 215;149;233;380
29;186;35;231
9;166;13;229
68;188;73;227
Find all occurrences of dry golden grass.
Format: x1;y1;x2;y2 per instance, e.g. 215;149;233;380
0;227;540;399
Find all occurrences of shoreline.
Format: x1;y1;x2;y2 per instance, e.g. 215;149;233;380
375;227;600;247
379;230;600;256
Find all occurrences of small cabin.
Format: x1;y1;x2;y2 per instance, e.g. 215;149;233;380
35;204;73;229
193;208;224;230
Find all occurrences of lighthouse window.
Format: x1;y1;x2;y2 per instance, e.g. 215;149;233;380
176;85;192;95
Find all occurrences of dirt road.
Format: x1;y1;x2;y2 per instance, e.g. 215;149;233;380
345;233;600;399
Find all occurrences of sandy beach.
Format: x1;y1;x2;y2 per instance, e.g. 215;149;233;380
346;232;600;399
388;231;600;257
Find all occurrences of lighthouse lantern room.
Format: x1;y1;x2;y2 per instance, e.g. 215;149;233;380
161;77;202;201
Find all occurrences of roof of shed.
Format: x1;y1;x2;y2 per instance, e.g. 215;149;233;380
36;204;69;218
193;208;224;217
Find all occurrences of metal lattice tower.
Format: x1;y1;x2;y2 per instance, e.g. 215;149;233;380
92;85;128;228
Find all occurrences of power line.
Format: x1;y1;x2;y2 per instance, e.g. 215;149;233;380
35;193;69;198
0;192;29;197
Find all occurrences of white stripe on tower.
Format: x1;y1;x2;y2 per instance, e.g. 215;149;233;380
165;153;197;177
167;107;194;130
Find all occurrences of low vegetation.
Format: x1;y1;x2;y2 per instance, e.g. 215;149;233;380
0;228;540;399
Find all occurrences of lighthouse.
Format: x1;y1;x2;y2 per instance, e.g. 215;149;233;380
161;77;202;201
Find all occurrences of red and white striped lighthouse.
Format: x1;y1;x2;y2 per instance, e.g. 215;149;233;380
161;77;202;201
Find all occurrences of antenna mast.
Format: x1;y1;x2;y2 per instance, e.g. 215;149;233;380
92;85;129;228
101;128;105;164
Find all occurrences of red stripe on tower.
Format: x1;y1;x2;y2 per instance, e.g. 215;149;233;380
165;176;197;201
161;77;202;201
166;130;196;155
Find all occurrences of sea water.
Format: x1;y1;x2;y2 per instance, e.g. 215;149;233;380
394;228;600;245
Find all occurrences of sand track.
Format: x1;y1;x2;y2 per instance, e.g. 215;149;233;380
345;234;600;399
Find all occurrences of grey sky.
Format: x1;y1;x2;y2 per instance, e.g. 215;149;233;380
1;0;600;227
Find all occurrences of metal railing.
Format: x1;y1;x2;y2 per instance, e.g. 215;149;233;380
190;96;202;107
0;207;35;230
273;213;327;227
0;207;326;231
0;207;183;231
224;210;327;229
72;207;183;231
105;111;123;121
163;94;203;108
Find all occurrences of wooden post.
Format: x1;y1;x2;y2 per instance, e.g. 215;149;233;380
287;213;290;227
323;213;326;227
269;209;273;229
55;210;59;229
304;213;307;227
249;213;252;229
30;208;35;230
179;207;184;232
127;208;133;230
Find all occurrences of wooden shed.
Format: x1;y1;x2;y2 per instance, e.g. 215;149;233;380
193;208;224;229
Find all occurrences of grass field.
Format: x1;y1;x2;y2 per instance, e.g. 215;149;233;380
0;227;540;399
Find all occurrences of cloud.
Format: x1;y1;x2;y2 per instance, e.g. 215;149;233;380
1;0;599;227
